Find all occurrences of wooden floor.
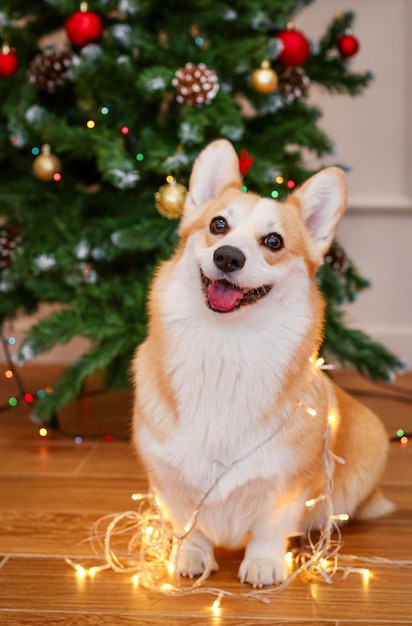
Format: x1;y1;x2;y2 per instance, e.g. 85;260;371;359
1;365;411;625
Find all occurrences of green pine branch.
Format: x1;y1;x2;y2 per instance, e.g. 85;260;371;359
31;334;134;423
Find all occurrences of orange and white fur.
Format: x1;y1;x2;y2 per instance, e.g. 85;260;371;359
132;140;393;588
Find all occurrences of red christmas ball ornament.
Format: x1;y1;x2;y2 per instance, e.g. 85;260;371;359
276;29;310;67
0;43;19;78
337;33;360;58
65;2;103;48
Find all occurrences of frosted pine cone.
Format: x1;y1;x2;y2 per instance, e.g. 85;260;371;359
277;66;310;103
28;47;73;93
173;63;219;107
325;243;348;273
0;223;22;271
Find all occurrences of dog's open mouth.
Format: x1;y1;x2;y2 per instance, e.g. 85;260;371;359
200;271;272;313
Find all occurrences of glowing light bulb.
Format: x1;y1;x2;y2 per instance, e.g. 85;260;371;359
145;526;154;536
305;498;316;509
285;551;294;566
361;568;370;582
306;407;317;417
400;436;408;445
211;592;223;615
86;120;96;129
331;513;350;521
5;369;13;378
276;175;284;184
161;583;173;591
166;175;174;184
131;574;140;586
39;427;48;437
131;493;143;501
75;565;86;578
167;561;175;576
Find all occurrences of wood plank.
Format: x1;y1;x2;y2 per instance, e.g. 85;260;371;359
0;613;339;626
0;475;147;512
0;501;409;559
76;443;139;477
0;556;411;622
0;440;139;478
384;445;412;484
0;510;104;556
0;441;96;475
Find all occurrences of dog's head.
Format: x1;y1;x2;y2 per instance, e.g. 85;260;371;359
178;140;347;314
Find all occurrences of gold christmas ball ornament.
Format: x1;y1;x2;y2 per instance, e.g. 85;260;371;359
155;179;187;219
32;144;61;181
251;61;278;94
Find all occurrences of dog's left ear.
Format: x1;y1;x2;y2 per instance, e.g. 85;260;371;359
292;167;347;256
183;140;242;216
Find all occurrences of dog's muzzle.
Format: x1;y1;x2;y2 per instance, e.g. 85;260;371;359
200;265;272;313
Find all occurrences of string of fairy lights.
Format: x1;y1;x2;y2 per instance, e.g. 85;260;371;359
63;356;412;611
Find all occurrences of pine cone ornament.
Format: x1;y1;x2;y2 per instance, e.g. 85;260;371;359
173;63;219;107
0;223;22;271
277;66;310;103
28;47;73;93
325;243;348;273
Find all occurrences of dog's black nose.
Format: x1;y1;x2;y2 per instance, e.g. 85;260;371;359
213;245;246;273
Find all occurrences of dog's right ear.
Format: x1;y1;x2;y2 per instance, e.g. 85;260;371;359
183;140;242;216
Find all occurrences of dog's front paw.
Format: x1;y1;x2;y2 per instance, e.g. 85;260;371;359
238;558;288;588
174;546;218;579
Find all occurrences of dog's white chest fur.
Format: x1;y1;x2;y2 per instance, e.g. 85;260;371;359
138;249;313;508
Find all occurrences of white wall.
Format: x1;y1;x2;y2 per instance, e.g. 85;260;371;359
297;0;412;366
3;0;412;367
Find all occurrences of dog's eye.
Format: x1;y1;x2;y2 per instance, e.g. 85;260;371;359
263;233;284;251
210;216;229;235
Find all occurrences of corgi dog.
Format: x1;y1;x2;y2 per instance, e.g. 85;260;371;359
132;139;393;588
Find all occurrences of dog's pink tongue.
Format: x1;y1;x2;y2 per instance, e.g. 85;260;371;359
208;280;243;312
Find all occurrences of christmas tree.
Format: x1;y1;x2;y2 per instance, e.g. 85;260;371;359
0;0;403;424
